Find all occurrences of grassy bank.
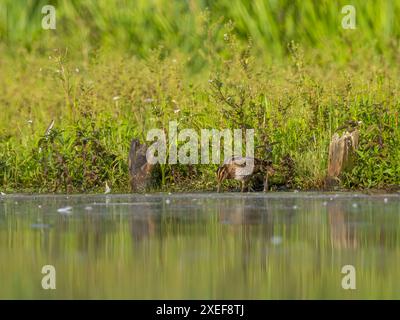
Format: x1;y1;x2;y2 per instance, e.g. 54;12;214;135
0;1;399;193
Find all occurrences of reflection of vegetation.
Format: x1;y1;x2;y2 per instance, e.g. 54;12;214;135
328;200;357;249
0;195;400;298
0;1;399;192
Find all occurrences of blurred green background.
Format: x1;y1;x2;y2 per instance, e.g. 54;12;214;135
1;0;400;64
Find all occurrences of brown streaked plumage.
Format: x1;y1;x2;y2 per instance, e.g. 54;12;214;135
216;156;275;192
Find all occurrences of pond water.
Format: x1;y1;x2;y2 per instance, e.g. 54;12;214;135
0;192;399;299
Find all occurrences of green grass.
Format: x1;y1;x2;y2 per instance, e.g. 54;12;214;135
0;1;399;193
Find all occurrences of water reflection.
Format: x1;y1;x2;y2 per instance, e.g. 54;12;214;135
0;193;399;299
217;197;274;273
327;201;357;249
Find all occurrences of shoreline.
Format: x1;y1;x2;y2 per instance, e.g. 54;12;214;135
1;188;399;196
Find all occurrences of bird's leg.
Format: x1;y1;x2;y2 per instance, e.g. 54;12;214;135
263;174;269;192
241;180;245;192
217;182;222;193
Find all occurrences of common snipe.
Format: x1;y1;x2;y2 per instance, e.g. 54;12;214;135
216;156;275;192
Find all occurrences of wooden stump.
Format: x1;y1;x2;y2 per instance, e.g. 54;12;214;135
128;139;154;192
326;129;359;187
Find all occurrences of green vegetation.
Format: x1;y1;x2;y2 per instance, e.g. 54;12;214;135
0;0;399;193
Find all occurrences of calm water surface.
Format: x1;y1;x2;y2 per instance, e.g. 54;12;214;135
0;192;399;299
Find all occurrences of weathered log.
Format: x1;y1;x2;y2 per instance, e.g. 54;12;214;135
128;139;154;192
326;129;359;186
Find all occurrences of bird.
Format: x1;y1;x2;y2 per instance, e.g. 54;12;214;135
216;156;275;192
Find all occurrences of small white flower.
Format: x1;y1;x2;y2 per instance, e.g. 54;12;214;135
105;182;111;194
113;96;120;101
75;68;80;73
